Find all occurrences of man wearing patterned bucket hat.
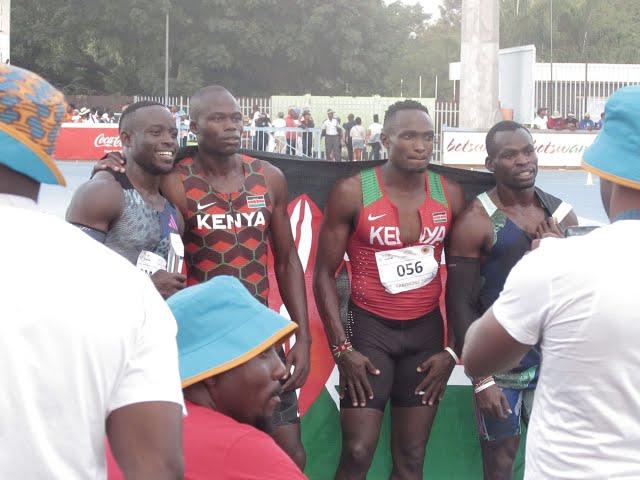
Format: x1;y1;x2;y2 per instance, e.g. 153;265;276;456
107;276;307;479
463;86;640;478
0;64;184;479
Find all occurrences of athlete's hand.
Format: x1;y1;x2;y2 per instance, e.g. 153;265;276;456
337;350;380;407
415;351;456;406
536;217;564;240
91;151;125;177
475;384;512;420
151;270;186;299
282;340;311;392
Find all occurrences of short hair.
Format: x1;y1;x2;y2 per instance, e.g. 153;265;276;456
190;85;233;122
373;114;379;123
355;117;362;125
485;120;530;158
347;113;354;121
383;100;430;128
118;100;165;132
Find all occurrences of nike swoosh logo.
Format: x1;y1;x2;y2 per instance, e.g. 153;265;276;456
197;201;215;211
368;213;386;221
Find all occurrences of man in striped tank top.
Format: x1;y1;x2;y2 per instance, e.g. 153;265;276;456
314;100;466;479
67;101;187;299
446;121;578;479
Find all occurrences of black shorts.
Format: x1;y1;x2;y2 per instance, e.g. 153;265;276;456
341;302;444;411
272;347;300;426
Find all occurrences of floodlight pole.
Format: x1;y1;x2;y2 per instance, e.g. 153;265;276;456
164;12;169;106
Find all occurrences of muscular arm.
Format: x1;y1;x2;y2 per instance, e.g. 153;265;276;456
312;176;361;345
159;172;189;219
445;200;494;353
107;402;183;480
65;171;124;239
264;164;310;341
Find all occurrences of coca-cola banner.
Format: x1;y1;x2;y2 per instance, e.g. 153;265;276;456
53;123;122;160
442;128;598;168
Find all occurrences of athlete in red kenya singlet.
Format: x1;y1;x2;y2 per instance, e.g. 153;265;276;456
347;166;451;320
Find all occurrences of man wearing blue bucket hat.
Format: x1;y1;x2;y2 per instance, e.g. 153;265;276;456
0;64;184;479
108;276;306;479
463;86;640;479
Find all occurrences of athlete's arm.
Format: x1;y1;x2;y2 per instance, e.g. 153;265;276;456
445;200;493;351
66;171;124;241
92;151;126;177
313;176;380;407
264;164;311;391
446;200;513;419
107;402;183;480
159;171;189;218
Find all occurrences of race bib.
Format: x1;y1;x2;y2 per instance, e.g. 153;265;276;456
374;245;439;294
136;250;167;276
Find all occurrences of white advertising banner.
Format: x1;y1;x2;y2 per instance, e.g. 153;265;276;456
442;129;598;167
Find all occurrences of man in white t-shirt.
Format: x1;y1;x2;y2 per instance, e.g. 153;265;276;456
532;107;548;129
463;86;640;479
367;114;383;160
0;64;184;479
322;109;342;161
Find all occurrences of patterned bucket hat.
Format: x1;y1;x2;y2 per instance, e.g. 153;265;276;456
0;64;67;186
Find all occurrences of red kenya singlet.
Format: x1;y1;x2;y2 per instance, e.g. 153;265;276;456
346;167;451;320
175;155;273;304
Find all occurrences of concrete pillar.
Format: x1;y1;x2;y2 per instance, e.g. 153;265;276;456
459;0;500;129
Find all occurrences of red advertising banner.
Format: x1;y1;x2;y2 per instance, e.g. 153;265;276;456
53;123;122;160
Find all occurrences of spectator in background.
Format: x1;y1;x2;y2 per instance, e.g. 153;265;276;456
547;111;565;130
579;113;595;131
273;112;287;154
367;114;383;160
322;109;342;161
343;113;355;161
108;276;307;480
285;108;299;155
349;117;366;161
65;103;76;122
254;112;271;151
300;109;315;157
596;112;605;130
532;107;548;129
78;107;91;123
566;113;579;131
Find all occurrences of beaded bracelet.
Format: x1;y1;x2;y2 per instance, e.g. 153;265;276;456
331;340;354;360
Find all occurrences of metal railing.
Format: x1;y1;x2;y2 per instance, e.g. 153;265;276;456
241;127;323;159
133;95;272;119
433;101;459;164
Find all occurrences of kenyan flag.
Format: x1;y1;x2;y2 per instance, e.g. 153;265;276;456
256;152;527;479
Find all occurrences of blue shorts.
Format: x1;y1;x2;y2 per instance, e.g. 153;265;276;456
474;386;534;442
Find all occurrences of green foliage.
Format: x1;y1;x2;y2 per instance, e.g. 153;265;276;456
10;0;640;97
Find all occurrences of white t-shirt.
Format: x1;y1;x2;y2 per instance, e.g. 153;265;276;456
0;200;184;480
273;118;286;138
322;118;340;136
350;124;366;141
368;122;383;143
532;115;548;129
493;221;640;480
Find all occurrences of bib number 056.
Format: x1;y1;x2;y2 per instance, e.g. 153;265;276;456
396;261;424;277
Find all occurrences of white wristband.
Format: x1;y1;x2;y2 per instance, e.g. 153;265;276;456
474;379;496;394
444;347;459;363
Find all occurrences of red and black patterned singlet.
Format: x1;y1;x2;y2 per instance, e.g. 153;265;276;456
175;154;273;304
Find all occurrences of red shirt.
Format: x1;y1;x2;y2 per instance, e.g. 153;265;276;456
346;167;451;320
107;401;306;480
285;115;297;139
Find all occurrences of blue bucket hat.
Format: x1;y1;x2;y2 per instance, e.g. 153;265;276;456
0;64;67;186
583;86;640;190
167;276;297;388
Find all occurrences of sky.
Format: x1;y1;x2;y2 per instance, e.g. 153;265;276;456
396;0;444;20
